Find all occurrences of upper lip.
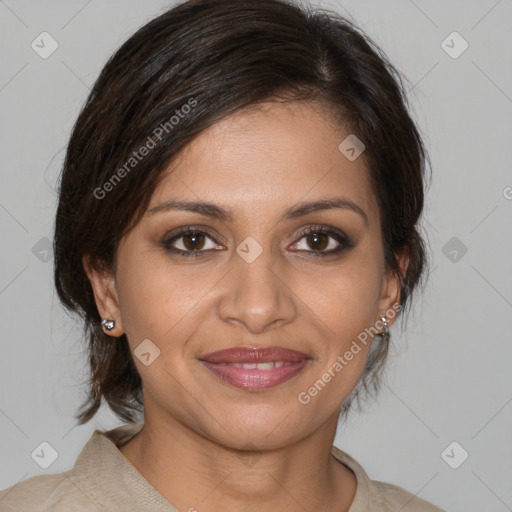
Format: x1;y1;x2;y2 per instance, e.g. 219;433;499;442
199;346;311;364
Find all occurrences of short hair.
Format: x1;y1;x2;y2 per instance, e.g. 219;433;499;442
53;0;430;425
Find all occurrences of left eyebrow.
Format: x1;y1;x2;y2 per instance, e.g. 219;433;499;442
281;198;369;227
146;197;369;227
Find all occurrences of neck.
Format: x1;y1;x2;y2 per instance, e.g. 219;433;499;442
119;409;356;512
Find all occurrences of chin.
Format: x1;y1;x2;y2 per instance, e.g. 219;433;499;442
205;408;304;450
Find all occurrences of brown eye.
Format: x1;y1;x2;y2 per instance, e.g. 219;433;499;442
290;226;355;257
182;231;207;251
163;229;221;257
305;232;329;251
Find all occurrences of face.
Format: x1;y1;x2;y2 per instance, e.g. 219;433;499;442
85;100;405;450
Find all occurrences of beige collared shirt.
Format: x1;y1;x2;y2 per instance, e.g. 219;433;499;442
0;422;445;511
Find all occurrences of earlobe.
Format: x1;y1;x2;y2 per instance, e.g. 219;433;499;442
81;255;124;336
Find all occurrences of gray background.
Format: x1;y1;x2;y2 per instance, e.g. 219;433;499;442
1;1;511;510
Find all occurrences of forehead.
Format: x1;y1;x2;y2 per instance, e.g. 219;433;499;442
149;100;379;226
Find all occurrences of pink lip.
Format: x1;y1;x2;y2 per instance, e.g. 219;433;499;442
199;346;312;391
200;346;310;364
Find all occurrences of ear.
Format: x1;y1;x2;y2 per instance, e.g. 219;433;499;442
82;255;124;337
376;247;409;329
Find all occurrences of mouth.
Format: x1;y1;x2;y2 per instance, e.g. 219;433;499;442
199;346;312;391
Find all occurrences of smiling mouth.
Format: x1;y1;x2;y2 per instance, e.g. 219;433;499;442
224;361;295;369
199;346;312;390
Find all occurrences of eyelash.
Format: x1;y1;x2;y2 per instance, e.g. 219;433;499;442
162;225;355;259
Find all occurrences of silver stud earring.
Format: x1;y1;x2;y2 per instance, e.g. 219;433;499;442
101;318;116;331
379;314;389;337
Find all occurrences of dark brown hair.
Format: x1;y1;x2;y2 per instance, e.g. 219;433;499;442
54;0;430;424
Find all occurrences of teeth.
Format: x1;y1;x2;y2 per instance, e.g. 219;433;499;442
228;362;292;370
254;362;275;370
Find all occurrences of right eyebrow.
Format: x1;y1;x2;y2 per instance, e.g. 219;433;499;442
146;200;234;222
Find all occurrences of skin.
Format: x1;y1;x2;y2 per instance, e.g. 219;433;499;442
84;100;408;512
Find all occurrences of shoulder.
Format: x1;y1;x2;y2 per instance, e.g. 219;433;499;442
0;471;101;511
0;423;145;511
330;445;446;512
369;479;446;511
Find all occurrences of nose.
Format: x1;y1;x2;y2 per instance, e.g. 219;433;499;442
217;245;297;334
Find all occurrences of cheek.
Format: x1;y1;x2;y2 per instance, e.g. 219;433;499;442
300;255;383;335
293;266;382;408
115;249;171;339
116;249;216;347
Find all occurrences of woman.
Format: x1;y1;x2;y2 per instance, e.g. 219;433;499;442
0;0;444;510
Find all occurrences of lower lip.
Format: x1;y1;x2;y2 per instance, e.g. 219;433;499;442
200;360;311;390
